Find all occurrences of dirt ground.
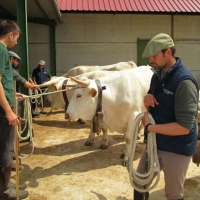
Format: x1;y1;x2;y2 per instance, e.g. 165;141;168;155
12;106;200;200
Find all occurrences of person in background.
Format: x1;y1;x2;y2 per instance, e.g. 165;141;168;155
9;51;39;118
9;51;38;173
32;60;51;114
134;33;199;200
0;20;29;200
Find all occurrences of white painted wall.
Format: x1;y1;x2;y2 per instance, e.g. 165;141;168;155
54;13;200;85
3;13;200;84
28;23;51;77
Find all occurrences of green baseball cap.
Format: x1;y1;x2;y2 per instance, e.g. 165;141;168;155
9;51;21;60
142;33;174;58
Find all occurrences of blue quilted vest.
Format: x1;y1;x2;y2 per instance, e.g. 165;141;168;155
149;58;199;156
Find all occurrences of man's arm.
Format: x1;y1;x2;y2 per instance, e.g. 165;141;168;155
32;69;37;84
143;80;198;136
24;81;36;89
0;74;19;125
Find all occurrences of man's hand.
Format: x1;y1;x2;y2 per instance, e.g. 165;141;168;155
143;94;159;108
5;110;20;125
142;111;150;127
16;93;24;102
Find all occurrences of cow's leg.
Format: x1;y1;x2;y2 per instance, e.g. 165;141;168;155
85;131;95;146
121;112;140;166
99;128;109;149
98;113;109;149
84;120;102;146
85;121;96;146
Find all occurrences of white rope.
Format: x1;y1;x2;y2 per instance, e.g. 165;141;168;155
127;112;160;193
16;95;34;159
29;87;72;99
16;86;72;159
29;88;44;113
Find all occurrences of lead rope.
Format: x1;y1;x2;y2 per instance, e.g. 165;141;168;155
17;93;35;159
127;112;160;193
17;87;73;159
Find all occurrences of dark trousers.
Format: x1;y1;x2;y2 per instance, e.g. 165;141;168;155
0;108;15;166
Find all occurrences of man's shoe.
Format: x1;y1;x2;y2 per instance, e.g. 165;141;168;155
134;190;149;200
3;188;29;199
9;182;27;190
40;110;47;114
11;161;24;172
32;111;40;118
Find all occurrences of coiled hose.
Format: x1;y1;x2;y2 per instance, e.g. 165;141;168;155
127;112;160;193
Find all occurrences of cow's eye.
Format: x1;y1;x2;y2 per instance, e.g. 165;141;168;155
76;94;82;98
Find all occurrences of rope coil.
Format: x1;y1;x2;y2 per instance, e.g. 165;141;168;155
127;112;160;193
16;85;73;159
17;94;34;159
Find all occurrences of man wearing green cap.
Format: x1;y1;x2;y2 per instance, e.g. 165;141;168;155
134;33;199;200
9;51;36;93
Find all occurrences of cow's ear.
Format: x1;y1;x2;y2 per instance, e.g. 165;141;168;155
55;85;59;90
90;88;97;97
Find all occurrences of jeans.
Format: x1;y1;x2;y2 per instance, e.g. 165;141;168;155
0;108;15;166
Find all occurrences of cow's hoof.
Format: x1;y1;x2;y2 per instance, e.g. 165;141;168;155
77;118;85;124
120;153;125;159
99;144;109;149
121;160;127;167
84;141;94;146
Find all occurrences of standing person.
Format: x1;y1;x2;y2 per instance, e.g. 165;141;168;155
0;20;29;199
9;51;38;172
9;51;39;118
32;60;51;114
134;33;199;200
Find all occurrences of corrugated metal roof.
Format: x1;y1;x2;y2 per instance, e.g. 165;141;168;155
57;0;200;13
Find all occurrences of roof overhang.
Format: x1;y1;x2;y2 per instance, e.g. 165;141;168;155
0;0;63;25
57;0;200;14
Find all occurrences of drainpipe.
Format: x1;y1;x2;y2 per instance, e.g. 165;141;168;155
17;0;29;137
171;15;174;40
17;0;29;95
50;24;56;76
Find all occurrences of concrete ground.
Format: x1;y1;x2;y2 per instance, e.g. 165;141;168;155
11;107;200;200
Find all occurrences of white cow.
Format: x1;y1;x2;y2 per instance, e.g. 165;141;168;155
65;66;154;165
63;61;137;77
44;71;114;110
37;71;116;147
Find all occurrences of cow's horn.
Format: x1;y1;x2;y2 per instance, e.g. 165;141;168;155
63;84;77;87
69;76;90;87
35;80;56;88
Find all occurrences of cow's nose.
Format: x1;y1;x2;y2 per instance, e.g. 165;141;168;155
65;113;69;120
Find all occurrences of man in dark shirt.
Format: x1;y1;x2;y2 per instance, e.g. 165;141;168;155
134;33;198;200
10;51;36;92
32;60;51;114
9;51;39;118
9;51;38;172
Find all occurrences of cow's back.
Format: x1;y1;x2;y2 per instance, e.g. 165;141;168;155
63;61;136;78
99;66;153;133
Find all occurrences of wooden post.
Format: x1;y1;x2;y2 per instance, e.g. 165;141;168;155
13;81;20;200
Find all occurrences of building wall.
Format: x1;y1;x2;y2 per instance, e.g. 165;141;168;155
28;23;51;77
56;14;171;74
2;13;200;84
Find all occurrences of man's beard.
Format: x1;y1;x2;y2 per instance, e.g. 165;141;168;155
151;63;165;71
